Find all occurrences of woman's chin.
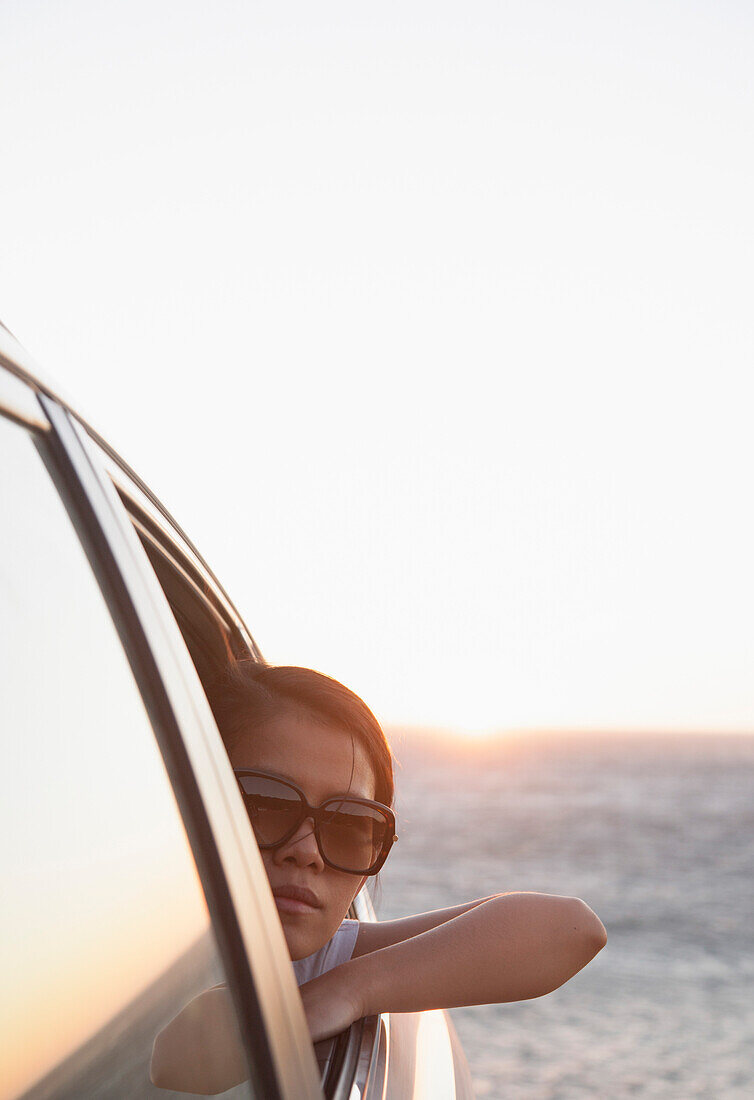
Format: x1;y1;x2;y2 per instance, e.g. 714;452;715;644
283;924;317;962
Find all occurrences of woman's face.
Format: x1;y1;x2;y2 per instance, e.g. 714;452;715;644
229;708;375;961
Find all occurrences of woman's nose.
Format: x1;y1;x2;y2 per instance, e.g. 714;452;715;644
273;816;324;870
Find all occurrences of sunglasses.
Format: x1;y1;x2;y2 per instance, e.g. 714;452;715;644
234;770;397;876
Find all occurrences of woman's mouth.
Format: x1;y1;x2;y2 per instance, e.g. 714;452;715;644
272;885;322;914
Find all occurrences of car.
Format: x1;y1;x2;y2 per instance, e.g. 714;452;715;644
0;321;474;1100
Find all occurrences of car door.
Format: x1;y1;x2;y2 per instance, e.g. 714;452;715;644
1;324;474;1100
0;337;321;1099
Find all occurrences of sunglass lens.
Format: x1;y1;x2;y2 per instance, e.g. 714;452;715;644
319;800;389;873
236;775;302;847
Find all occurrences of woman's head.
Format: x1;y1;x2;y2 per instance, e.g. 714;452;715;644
210;662;395;959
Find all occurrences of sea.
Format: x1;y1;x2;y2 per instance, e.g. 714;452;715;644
376;731;754;1099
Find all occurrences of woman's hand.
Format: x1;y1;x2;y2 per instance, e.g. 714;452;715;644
298;965;366;1043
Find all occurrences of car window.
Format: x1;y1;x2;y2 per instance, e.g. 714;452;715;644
0;414;256;1099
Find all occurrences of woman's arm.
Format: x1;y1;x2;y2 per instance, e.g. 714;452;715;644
353;896;495;955
301;892;606;1042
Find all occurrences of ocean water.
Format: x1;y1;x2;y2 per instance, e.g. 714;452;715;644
377;732;754;1099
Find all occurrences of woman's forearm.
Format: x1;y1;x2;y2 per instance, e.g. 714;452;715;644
339;892;606;1019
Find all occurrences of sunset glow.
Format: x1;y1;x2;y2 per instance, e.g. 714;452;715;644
2;1;753;738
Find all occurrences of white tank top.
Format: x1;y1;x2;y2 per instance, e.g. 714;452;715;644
292;919;360;985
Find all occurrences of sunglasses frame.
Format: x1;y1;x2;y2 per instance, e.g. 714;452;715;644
233;769;398;876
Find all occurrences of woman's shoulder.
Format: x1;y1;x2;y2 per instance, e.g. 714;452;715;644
292;919;359;985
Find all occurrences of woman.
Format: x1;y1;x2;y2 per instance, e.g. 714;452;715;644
151;663;606;1091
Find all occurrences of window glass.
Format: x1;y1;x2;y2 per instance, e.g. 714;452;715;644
0;416;255;1099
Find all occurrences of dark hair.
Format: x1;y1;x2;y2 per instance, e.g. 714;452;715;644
209;661;395;808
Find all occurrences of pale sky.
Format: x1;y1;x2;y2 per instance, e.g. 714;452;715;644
2;0;753;736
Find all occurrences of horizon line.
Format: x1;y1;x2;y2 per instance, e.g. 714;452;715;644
384;724;754;740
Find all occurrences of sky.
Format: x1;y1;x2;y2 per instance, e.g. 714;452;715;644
2;0;753;736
